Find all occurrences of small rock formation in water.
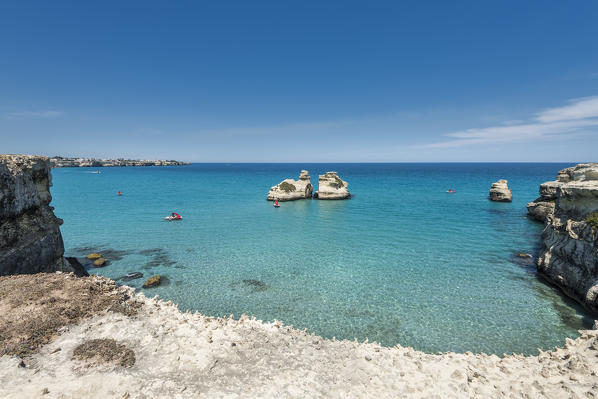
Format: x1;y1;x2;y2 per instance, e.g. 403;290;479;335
0;155;87;277
143;275;162;288
313;172;350;200
93;257;106;267
87;253;103;260
489;179;513;202
536;163;598;315
267;170;313;201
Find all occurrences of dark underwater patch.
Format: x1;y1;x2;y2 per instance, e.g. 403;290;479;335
230;279;268;293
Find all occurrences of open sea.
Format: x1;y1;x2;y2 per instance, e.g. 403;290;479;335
51;163;594;355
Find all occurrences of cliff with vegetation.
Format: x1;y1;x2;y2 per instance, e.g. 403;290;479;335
536;163;598;314
0;155;86;276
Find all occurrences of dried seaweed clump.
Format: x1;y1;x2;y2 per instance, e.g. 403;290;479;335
72;338;135;368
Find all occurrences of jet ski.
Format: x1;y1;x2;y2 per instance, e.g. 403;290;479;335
165;212;182;220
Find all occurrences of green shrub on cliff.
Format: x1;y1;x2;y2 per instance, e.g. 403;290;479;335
586;212;598;229
279;182;296;192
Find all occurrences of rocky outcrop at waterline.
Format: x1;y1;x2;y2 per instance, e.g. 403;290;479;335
526;198;555;223
536;163;598;315
267;170;313;201
528;164;598;223
313;171;350;200
489;179;512;202
0;155;87;277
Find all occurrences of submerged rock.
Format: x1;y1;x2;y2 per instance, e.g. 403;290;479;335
489;179;512;202
118;272;143;282
314;172;350;200
93;258;106;267
242;279;267;292
87;253;103;260
143;275;162;288
536;163;598;315
267;170;313;201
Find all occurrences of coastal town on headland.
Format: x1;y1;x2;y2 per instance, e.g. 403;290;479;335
49;156;190;168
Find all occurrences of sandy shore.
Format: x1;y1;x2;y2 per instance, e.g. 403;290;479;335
1;273;597;398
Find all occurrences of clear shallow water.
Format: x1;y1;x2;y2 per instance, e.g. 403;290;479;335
51;163;593;355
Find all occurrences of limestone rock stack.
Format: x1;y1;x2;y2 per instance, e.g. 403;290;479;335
267;170;313;201
314;172;350;200
0;154;87;276
536;163;598;314
489;179;512;202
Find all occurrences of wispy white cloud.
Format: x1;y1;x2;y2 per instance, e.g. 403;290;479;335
6;110;65;118
416;96;598;148
535;96;598;123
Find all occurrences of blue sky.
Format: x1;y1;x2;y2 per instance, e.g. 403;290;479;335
1;1;597;162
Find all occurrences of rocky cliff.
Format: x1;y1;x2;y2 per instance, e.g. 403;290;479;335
536;163;598;314
313;172;350;200
0;155;86;276
266;170;313;201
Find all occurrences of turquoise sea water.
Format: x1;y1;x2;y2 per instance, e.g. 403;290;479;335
51;163;593;355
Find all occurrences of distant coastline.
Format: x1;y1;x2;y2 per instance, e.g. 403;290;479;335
50;156;190;168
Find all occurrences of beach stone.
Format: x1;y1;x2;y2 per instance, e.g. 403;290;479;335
489;179;512;202
87;253;103;260
143;275;162;288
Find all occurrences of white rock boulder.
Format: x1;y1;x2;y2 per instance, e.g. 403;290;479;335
489;179;513;202
267;170;313;201
314;172;350;200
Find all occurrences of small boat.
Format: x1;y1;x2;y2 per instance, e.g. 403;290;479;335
165;212;183;221
446;189;456;194
91;170;101;174
273;201;280;208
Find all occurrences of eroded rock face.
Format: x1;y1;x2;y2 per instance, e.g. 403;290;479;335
526;200;555;222
489;179;512;202
536;163;598;314
0;155;86;276
314;172;350;200
267;170;313;201
527;164;598;223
